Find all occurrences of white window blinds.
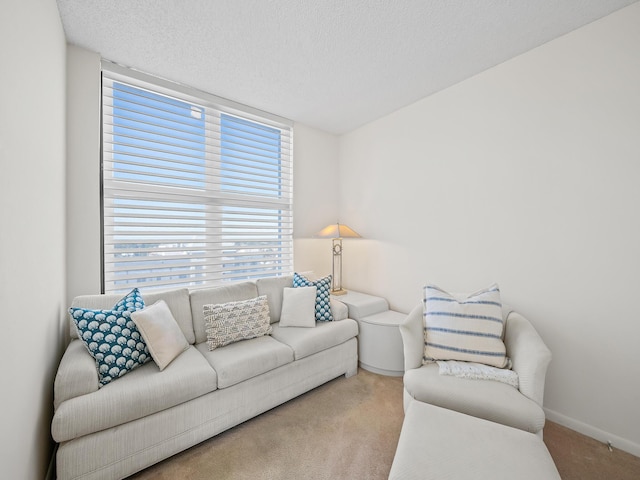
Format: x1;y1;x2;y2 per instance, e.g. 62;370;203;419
102;65;293;294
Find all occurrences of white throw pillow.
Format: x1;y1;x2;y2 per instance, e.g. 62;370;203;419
423;284;509;368
131;300;189;371
279;287;317;328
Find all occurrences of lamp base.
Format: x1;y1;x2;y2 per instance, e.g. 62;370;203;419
331;289;348;296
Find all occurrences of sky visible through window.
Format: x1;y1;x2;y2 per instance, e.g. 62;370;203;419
113;82;207;188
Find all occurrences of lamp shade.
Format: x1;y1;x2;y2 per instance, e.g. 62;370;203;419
314;223;361;239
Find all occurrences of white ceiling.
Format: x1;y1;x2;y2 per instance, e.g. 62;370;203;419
56;0;637;134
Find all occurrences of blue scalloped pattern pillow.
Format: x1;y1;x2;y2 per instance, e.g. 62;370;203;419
70;288;150;387
293;273;333;322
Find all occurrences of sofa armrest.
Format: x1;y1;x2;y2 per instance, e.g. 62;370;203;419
331;299;349;321
54;339;99;410
504;312;552;407
399;304;424;371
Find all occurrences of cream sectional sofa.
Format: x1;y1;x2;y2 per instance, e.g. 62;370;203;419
52;275;358;480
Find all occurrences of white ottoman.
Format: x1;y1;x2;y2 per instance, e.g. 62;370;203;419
389;401;560;480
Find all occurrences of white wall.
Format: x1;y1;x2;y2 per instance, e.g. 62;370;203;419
339;3;640;455
292;123;340;277
66;46;102;305
0;1;67;478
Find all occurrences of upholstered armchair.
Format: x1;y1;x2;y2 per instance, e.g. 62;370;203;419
399;302;552;436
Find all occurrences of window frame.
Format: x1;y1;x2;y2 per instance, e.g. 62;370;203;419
100;62;294;294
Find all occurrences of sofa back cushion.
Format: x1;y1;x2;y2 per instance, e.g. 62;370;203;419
256;275;294;323
70;288;195;344
190;282;259;344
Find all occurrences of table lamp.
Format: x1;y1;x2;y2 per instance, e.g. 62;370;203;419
314;222;361;295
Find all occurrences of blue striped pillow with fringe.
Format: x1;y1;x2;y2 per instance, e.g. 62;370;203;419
422;284;509;368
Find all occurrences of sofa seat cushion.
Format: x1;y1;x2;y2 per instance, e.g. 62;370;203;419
403;363;545;434
270;319;359;360
196;336;294;388
52;346;217;443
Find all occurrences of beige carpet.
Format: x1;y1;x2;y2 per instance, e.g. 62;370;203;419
130;369;640;479
130;369;404;480
544;420;640;480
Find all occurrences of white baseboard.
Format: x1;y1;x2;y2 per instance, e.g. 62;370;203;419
544;408;640;458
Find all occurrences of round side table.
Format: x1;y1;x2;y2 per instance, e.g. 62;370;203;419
335;291;406;376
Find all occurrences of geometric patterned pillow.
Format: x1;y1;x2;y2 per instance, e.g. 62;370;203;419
70;288;150;387
204;295;272;350
292;273;333;322
422;284;509;368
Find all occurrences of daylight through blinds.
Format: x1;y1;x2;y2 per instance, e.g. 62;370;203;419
102;66;293;293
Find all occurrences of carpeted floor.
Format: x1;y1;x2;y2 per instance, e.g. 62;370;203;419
544;420;640;480
130;369;640;479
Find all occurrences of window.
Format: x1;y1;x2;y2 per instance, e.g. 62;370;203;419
101;64;293;294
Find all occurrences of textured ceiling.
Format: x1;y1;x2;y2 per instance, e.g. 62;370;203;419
56;0;637;134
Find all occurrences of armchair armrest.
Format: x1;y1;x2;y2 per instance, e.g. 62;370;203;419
54;339;99;409
399;304;424;371
504;312;552;407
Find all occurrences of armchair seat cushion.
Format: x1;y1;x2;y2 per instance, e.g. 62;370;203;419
404;363;545;434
